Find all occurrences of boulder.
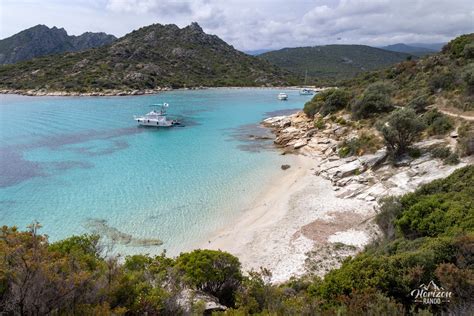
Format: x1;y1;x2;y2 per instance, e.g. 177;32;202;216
293;139;307;149
334;159;364;178
281;164;291;170
358;149;387;169
175;289;227;315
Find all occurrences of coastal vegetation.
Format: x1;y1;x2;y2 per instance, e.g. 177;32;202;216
0;23;295;93
1;166;472;314
259;45;415;81
303;33;474;158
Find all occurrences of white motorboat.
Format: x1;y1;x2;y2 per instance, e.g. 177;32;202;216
277;92;288;100
299;88;314;95
134;103;180;127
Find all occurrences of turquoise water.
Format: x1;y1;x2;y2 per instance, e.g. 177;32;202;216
0;89;311;255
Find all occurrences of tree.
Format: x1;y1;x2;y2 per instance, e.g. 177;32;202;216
352;82;394;119
377;108;425;157
175;249;242;306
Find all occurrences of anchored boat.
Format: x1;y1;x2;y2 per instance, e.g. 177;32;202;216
299;88;314;95
134;103;180;127
277;92;288;100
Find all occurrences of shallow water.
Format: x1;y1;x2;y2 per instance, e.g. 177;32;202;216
0;88;312;255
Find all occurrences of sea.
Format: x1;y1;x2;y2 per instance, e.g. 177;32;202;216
0;88;313;255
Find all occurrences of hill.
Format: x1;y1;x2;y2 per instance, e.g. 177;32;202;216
258;44;415;80
0;22;294;94
0;25;116;64
380;43;436;56
342;33;474;113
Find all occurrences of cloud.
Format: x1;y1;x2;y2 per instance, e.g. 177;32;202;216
1;0;473;50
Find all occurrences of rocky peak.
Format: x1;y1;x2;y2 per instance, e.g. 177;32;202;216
186;22;204;33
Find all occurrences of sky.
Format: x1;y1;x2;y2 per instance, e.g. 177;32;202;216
0;0;473;51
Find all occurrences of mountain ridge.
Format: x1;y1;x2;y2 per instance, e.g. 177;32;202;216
0;24;117;64
0;22;295;93
259;44;415;80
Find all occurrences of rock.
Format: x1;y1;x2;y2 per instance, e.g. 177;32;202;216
415;139;447;150
175;289;227;315
358;149;387;169
274;134;294;146
293;139;307;149
281;164;291;170
450;131;459;138
334;159;364;178
317;138;331;144
394;155;412;167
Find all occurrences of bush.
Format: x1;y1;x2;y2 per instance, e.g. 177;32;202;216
431;146;451;159
303;100;324;117
462;63;474;95
444;153;460;165
423;109;454;135
338;132;382;157
457;123;474;156
376;196;403;239
175;249;242;306
321;89;351;115
429;71;456;92
314;116;325;129
377;108;425;157
407;95;430;113
303;89;351;117
351;82;394;119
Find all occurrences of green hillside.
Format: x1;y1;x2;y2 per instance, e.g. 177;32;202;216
0;23;294;92
259;44;415;80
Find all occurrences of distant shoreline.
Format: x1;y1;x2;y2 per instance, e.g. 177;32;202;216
0;86;323;97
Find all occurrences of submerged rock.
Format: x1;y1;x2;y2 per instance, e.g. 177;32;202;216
85;219;163;247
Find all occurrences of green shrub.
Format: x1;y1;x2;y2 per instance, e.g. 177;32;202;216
303;89;351;117
351;82;393;119
320;89;351;115
377;108;425;157
303;100;324;117
407;95;430;113
457;123;474;156
431;146;451;159
429;71;456;92
462;63;474;95
338;132;382;157
175;249;242;306
443;33;474;57
463;43;474;59
444;153;460;165
423;109;454;135
314;117;325;129
376;196;403;239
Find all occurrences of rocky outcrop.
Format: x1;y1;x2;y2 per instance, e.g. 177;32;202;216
262;111;472;202
175;289;227;315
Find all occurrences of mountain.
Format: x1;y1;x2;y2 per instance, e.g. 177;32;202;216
410;42;446;51
380;43;436;56
0;22;294;93
0;25;116;64
259;45;415;80
245;49;272;56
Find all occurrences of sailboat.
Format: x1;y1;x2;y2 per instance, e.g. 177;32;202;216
299;70;314;95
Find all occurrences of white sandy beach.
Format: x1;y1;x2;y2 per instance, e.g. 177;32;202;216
202;154;376;282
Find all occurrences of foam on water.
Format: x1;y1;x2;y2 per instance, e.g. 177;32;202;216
0;89;312;255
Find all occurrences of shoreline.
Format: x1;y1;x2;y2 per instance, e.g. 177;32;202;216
200;153;376;282
0;86;328;97
198;110;471;282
